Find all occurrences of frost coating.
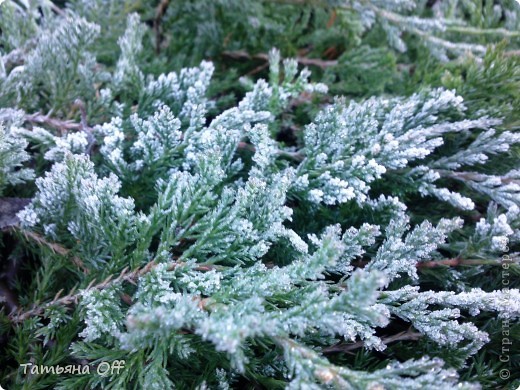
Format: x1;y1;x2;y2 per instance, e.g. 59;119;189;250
0;122;34;193
6;23;520;388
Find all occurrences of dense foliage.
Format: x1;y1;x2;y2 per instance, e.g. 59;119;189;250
0;0;519;389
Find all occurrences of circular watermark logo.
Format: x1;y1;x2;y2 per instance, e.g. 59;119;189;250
499;369;510;380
